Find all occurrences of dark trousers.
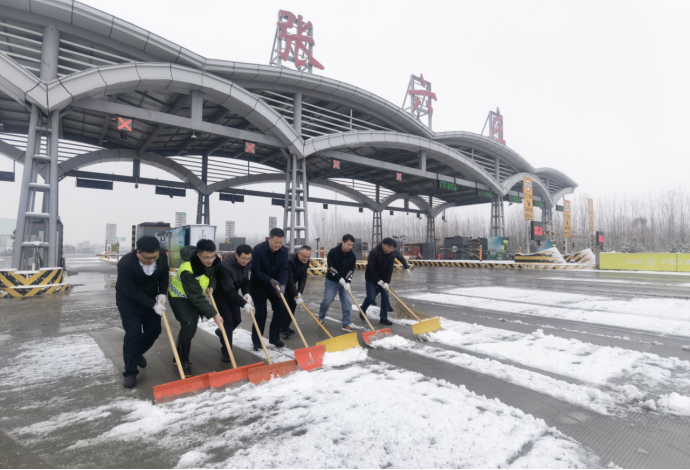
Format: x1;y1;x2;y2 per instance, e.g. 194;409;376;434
169;297;200;363
360;281;390;321
282;296;297;332
119;308;162;377
213;294;241;353
252;290;286;345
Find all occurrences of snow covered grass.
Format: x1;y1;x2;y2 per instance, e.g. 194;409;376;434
11;358;602;468
0;334;115;391
408;286;690;337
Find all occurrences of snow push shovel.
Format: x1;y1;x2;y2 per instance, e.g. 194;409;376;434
277;286;326;371
153;306;213;402
207;295;264;388
388;287;441;336
300;302;361;352
347;288;392;345
246;305;299;384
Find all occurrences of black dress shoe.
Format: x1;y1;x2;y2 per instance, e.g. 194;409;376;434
221;349;232;363
379;319;393;326
137;356;147;368
253;344;261;351
123;375;136;388
269;340;286;348
287;328;296;334
181;362;193;378
281;330;292;339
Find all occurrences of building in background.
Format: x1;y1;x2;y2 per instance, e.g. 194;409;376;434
269;217;277;233
175;212;186;227
225;221;235;240
106;223;117;245
0;218;16;252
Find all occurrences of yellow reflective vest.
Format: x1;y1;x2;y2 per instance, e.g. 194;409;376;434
169;261;210;298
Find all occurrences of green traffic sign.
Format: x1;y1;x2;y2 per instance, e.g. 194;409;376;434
438;180;458;191
505;195;522;203
534;200;544;208
556;205;564;212
477;189;492;198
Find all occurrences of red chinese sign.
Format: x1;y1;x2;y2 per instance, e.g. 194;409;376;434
275;10;324;70
490;107;505;145
332;159;340;169
245;142;256;153
117;117;133;132
408;74;438;116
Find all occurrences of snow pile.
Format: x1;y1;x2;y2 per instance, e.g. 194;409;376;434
0;334;115;390
322;348;368;368
656;393;690;417
409;286;690;337
11;361;602;468
370;334;414;350
196;320;295;362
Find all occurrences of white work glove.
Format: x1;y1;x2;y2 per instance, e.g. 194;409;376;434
344;282;351;292
377;281;389;290
295;297;304;305
156;294;166;305
338;278;347;288
244;294;253;305
406;269;411;274
377;280;384;287
242;302;252;314
153;303;164;315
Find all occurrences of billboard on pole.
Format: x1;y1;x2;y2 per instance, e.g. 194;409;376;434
564;199;572;238
523;177;534;221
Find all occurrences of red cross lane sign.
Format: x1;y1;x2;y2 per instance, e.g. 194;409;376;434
332;159;340;169
245;142;256;154
117;117;133;132
396;172;402;181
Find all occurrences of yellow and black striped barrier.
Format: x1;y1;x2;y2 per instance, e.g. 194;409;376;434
408;260;591;270
564;249;595;264
307;257;411;276
0;268;71;298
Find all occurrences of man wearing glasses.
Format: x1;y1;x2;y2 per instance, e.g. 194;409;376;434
168;239;224;377
115;236;169;389
212;244;253;362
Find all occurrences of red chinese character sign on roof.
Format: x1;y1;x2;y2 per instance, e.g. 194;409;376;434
402;74;437;129
481;107;506;145
269;10;324;73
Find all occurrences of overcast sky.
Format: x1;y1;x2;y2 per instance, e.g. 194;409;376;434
1;0;688;244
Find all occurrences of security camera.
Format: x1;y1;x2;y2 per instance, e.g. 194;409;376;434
191;132;197;140
135;183;139;189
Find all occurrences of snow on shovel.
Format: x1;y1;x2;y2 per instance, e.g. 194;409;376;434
388;287;441;336
153;306;214;402
246;305;299;385
207;295;264;388
346;288;392;345
300;302;362;352
277;286;326;371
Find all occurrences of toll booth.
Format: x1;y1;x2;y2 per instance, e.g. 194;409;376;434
157;225;217;269
488;237;510;260
470;238;488;260
136;222;171;241
443;237;470;260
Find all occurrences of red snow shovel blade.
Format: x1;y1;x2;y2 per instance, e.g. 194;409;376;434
362;328;393;345
294;345;326;371
248;360;299;384
208;362;265;388
153;372;213;402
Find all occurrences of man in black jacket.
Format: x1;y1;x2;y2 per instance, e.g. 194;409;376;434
213;244;253;362
359;237;396;326
318;234;357;332
282;245;312;338
250;228;289;349
115;236;169;389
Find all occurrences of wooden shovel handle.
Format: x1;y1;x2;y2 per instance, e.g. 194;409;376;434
347;288;376;331
300;302;333;338
387;287;422;322
248;307;273;365
161;307;186;381
209;295;237;369
277;286;309;348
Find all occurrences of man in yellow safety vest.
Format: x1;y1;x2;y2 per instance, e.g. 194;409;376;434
168;239;223;377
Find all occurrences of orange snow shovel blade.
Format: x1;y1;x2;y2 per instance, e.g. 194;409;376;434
294;344;326;371
208;362;265;388
362;328;393;345
248;360;299;384
153;372;213;402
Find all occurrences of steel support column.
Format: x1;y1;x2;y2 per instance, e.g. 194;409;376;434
12;23;60;269
293;90;302;136
490;194;505;237
372;183;382;246
283;153;308;252
196;154;210;224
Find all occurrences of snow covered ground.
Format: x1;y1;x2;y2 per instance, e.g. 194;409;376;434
10;342;603;468
407;286;690;337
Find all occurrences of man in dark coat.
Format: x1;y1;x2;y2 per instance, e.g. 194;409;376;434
115;236;169;389
168;239;223;377
213;244;253;362
359;237;397;325
250;228;289;349
318;234;357;332
282;245;312;338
